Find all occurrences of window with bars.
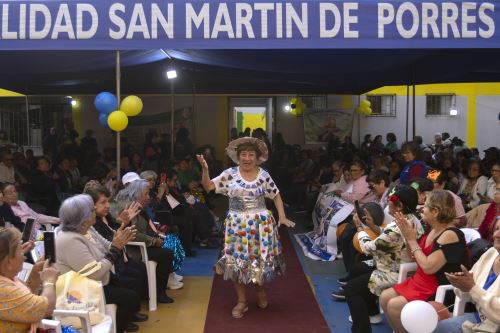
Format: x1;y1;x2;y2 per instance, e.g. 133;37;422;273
426;94;453;116
299;95;327;109
366;95;396;116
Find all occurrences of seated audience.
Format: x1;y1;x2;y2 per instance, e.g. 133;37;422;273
380;190;470;333
486;161;500;201
55;195;140;333
29;157;60;215
429;170;466;226
3;183;59;234
0;228;59;333
111;179;177;302
434;218;500;333
458;159;488;210
83;181;151;302
335;160;376;204
0;152;16;184
0;188;24;231
400;141;429;185
366;170;390;209
477;184;500;242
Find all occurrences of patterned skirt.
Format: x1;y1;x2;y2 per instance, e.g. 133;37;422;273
214;209;286;285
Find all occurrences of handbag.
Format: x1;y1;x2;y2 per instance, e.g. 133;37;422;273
55;261;106;329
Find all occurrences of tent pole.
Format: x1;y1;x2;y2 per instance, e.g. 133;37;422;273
116;50;121;182
170;81;174;160
25;96;30;150
412;84;416;140
405;85;409;142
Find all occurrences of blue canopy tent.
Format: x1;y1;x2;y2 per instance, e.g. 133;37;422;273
0;0;499;94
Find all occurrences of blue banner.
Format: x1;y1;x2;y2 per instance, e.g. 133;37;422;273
0;0;498;50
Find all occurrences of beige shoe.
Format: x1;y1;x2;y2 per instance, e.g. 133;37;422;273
231;302;248;318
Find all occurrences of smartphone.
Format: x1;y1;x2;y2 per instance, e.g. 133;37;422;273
354;200;365;221
160;172;167;184
43;231;56;264
21;218;36;243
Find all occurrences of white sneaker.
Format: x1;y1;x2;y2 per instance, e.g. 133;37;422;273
173;272;183;282
348;314;383;325
167;274;184;290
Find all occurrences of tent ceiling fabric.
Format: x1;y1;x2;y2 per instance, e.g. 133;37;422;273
1;49;500;95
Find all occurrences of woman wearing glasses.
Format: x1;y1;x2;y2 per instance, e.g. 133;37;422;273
380;190;470;333
334;160;376;204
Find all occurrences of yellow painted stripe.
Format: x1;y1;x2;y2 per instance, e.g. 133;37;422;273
365;82;500;96
0;88;24;97
341;95;353;109
467;94;477;148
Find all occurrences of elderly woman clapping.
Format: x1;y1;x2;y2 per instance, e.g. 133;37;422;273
434;217;500;332
111;179;176;303
0;227;59;333
55;195;139;333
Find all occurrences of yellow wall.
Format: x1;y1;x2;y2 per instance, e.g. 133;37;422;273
363;82;500;148
241;112;266;131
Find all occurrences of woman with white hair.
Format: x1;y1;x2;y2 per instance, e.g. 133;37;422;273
111;179;177;303
55;194;139;333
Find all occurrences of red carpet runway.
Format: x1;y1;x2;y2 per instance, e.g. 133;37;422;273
204;229;330;333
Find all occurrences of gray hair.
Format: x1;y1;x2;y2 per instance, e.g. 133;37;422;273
115;178;149;202
140;170;157;181
59;194;94;232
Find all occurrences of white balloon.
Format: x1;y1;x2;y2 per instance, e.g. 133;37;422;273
401;300;438;333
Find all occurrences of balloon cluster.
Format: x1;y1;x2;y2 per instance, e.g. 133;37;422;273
289;97;306;116
356;99;372;116
94;93;143;132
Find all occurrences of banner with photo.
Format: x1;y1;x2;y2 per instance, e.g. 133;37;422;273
303;108;354;145
295;194;353;261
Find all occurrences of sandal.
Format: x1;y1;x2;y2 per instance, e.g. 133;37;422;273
256;289;269;309
231;302;248;318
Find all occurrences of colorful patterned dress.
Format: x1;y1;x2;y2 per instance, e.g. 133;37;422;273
213;167;285;285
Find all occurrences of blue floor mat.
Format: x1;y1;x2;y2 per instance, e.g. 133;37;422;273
177;247;220;277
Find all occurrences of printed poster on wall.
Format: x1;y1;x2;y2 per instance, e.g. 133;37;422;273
303;108;354;145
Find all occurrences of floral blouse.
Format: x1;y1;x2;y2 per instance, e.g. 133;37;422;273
357;215;424;296
0;276;48;333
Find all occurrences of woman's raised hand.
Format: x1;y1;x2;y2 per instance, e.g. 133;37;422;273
39;260;60;284
196;154;209;171
112;224;136;250
118;202;142;226
394;211;417;241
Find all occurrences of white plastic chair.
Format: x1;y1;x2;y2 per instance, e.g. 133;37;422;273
460;228;481;244
398;262;418;283
17;263;112;333
128;241;158;311
39;319;63;333
435;284;471;317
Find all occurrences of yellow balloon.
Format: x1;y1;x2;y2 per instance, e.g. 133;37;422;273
107;110;128;132
360;99;370;108
120;95;143;117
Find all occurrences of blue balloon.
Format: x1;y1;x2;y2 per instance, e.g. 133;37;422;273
94;92;118;115
99;113;109;128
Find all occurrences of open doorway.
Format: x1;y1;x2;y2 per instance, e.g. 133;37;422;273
229;97;273;141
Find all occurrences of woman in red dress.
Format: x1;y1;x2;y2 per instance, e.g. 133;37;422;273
380;190;470;333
